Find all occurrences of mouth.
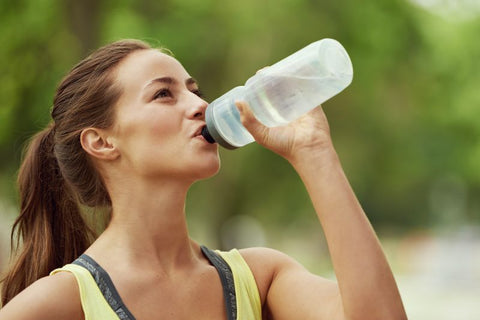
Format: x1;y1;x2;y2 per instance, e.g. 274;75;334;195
191;124;217;146
192;124;206;138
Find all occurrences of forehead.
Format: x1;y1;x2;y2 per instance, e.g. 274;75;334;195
115;49;191;90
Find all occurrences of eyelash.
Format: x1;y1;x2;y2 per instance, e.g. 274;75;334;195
192;89;205;98
153;88;205;100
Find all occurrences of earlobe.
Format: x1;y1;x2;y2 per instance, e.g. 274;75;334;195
80;128;119;160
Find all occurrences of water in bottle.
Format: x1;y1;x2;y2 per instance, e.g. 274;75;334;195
201;38;353;149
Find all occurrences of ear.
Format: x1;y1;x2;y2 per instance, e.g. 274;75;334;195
80;128;119;161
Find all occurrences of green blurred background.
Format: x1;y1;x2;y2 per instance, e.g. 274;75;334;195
0;0;479;318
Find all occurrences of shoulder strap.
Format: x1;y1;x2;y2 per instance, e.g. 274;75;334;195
216;249;262;320
54;249;244;320
50;264;121;320
73;255;136;320
201;246;237;320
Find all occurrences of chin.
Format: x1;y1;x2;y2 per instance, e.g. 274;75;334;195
194;158;221;180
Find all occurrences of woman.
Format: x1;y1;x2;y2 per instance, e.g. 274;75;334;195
0;39;406;319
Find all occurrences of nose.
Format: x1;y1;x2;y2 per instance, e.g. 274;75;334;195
188;93;208;119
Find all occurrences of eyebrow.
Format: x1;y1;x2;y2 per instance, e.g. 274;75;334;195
144;77;198;90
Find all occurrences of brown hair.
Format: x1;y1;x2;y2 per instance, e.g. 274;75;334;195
1;39;152;306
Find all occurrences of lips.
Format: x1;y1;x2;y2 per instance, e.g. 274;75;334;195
192;124;206;138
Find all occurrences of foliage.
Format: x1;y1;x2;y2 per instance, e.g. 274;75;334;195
1;0;479;243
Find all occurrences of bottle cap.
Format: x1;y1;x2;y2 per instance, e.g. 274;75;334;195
203;105;238;149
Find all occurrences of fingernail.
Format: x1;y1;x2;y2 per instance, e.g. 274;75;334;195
235;101;243;112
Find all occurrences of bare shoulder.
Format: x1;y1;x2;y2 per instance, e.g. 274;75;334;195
239;247;342;320
237;247;307;303
239;247;305;271
0;271;83;320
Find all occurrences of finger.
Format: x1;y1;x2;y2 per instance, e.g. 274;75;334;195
235;100;269;143
309;104;325;115
256;66;270;74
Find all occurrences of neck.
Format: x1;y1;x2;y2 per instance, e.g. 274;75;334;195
91;176;201;272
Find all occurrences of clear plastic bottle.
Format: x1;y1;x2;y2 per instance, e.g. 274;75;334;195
201;38;353;149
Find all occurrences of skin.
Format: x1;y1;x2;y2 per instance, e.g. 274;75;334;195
0;49;407;320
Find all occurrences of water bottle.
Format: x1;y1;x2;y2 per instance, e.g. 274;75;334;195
201;38;353;149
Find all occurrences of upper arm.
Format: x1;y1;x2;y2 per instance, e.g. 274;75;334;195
0;272;83;320
241;247;344;320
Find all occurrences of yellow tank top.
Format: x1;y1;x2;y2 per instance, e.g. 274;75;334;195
50;247;261;320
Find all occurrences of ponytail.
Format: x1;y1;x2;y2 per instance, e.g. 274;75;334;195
1;39;152;306
1;124;94;306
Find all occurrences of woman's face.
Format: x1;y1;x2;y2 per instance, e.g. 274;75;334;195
109;49;220;182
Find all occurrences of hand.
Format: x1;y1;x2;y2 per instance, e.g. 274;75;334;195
235;101;336;165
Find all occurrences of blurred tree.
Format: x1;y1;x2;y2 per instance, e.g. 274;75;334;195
64;0;104;55
0;0;479;249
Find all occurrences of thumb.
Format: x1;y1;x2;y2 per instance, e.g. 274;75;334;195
235;100;269;144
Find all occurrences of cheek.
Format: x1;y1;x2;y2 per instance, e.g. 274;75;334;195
142;115;186;157
149;120;178;141
129;110;181;145
114;112;182;166
148;107;184;137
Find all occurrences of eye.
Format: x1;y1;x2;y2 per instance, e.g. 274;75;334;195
153;88;172;100
191;89;205;98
